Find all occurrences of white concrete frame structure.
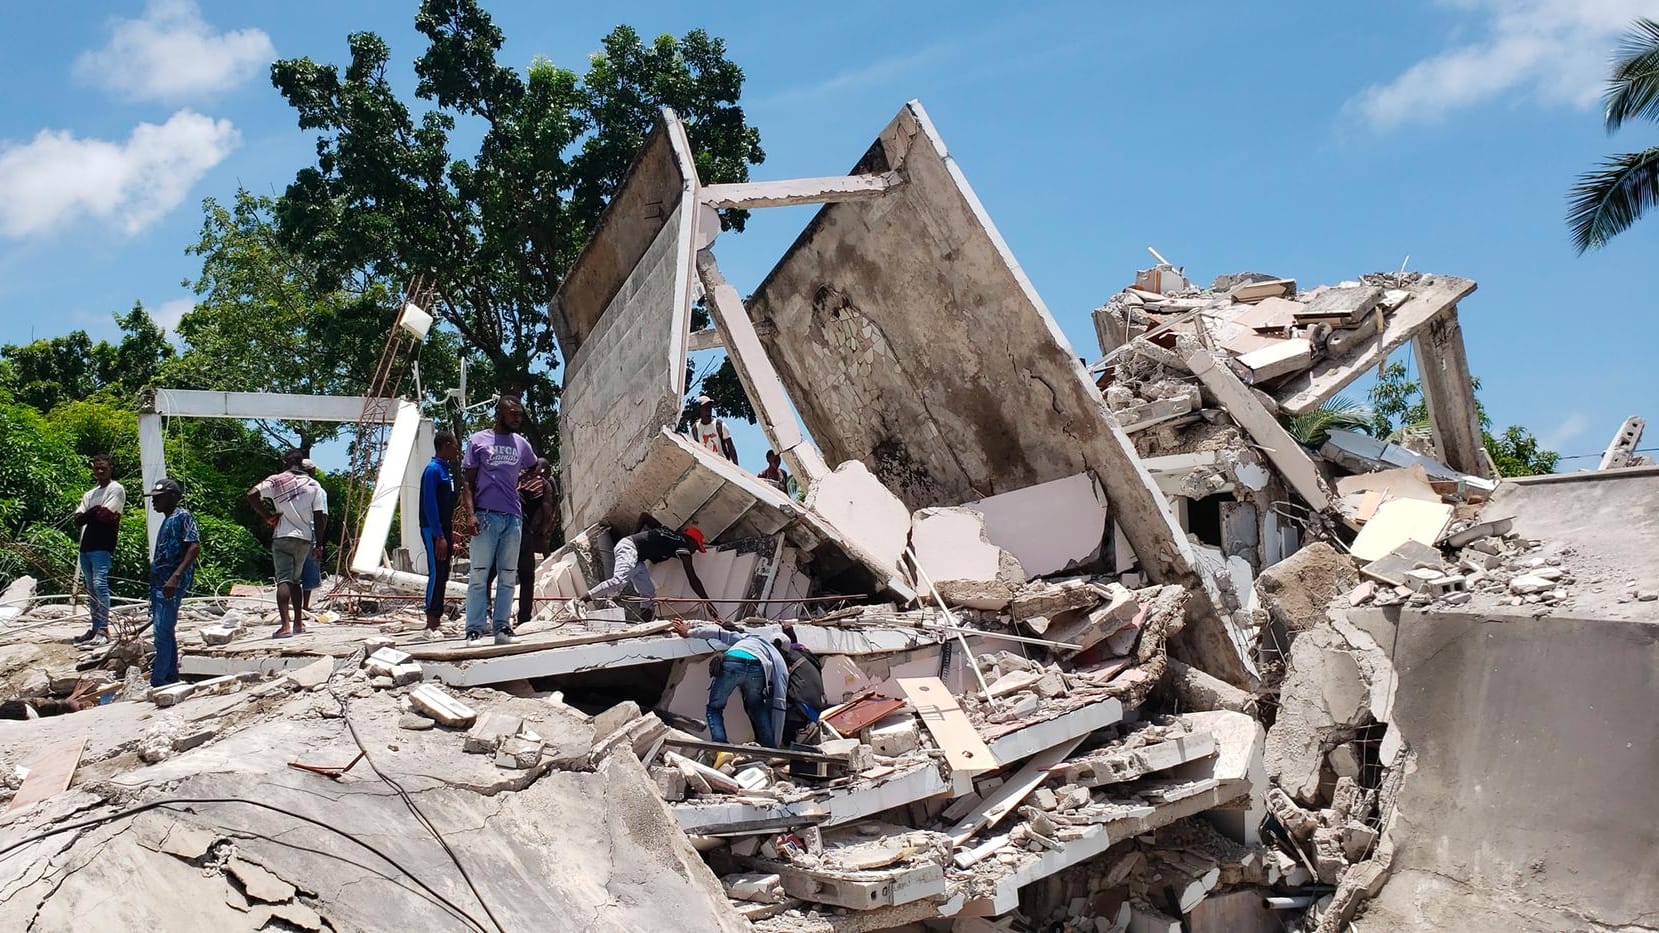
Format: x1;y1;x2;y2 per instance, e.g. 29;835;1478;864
136;389;430;569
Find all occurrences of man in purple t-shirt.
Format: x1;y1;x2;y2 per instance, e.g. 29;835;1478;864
462;395;538;645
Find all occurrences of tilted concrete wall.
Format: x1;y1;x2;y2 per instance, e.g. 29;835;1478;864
561;202;693;533
1362;608;1659;931
747;102;1115;509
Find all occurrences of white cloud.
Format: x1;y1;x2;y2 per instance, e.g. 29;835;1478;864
151;297;194;331
0;110;240;238
75;0;275;102
1347;0;1651;130
1541;410;1590;449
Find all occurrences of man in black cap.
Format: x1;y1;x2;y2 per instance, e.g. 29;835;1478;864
144;479;200;688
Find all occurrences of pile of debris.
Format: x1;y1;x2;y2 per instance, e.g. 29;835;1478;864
4;100;1656;933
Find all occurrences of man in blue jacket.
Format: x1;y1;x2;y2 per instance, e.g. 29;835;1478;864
670;618;788;748
418;431;460;640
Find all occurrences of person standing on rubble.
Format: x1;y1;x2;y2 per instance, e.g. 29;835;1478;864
585;515;717;622
298;459;327;618
71;453;125;648
757;449;790;494
513;457;560;625
689;395;739;464
418;431;461;640
144;478;199;688
246;450;328;639
670;618;788;748
461;394;538;646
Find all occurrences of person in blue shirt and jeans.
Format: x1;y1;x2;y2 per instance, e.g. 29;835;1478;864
418;431;460;640
144;478;200;688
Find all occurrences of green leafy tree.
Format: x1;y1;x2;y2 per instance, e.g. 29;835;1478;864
0;303;175;411
1568;18;1659;251
269;1;764;453
171;190;462;452
1368;361;1559;477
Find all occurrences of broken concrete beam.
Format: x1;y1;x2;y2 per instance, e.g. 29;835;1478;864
593;700;642;742
1117;395;1197;433
1235;337;1313;382
1010;579;1101;623
1296;285;1383;325
1228;278;1295;303
743;857;946;911
1063;730;1217;788
1187;349;1330;511
150;683;195;707
1166;659;1254;714
465;713;524;754
409;684;477;728
1043;583;1140;657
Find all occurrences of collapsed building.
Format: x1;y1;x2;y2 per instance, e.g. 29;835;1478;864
1;101;1655;933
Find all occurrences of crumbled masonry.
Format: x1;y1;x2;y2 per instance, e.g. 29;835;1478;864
3;101;1656;933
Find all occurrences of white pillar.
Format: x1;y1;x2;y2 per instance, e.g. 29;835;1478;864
137;412;166;557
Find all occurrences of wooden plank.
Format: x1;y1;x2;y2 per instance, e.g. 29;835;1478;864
404;619;673;662
9;737;87;811
895;677;996;776
1276;276;1476;415
946;736;1085;845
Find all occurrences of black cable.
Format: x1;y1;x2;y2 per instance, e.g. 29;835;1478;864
329;669;508;933
0;796;486;931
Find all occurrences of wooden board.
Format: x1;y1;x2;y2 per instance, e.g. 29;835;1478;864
946;735;1085;845
1349;499;1454;563
896;676;996;776
9;737;87;811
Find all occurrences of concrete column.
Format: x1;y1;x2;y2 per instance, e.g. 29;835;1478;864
695;248;828;491
137;412;165;557
1413;307;1489;478
398;418;436;569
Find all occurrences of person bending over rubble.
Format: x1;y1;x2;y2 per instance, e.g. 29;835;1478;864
585;515;716;622
246;450;328;639
417;431;461;640
461;394;538;646
775;625;825;745
670;618;788;748
144;478;199;688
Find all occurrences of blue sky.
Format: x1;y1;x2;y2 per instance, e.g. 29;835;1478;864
2;0;1655;471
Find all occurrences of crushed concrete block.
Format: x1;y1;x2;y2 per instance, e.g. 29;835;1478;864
289;658;334;689
1032;787;1058;811
409;684;476;728
1255;542;1356;634
198;626;237;646
226;858;297;904
654;767;687;802
593;701;642;741
389;662;423;686
867;715;920;757
466;713;525;754
1055;784;1091;810
1347;581;1376;606
368;646;412;667
1343;821;1377;862
1327;743;1361;780
495;736;544;769
150;683;194;707
1264;625;1374;804
398;713;435;731
370;676;395;690
722;872;785;904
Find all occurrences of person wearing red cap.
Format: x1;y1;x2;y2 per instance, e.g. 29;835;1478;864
586;514;716;621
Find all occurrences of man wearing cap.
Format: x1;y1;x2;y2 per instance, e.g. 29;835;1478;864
586;514;717;622
669;618;788;748
688;395;738;464
245;450;328;639
144;479;199;688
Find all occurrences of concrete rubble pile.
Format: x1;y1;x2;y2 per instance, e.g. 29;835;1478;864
2;100;1656;933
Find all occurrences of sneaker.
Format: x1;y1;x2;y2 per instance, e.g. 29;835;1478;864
494;629;515;646
417;627;443;642
465;631;484;647
71;628;102;645
85;634;110;649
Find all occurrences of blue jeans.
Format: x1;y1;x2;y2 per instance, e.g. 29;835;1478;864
422;528;451;617
150;584;184;687
466;511;521;636
80;550;113;633
708;657;774;747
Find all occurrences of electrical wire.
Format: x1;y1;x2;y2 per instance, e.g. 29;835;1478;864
326;660;507;933
0;796;487;931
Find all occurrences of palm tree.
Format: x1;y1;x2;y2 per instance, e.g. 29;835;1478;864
1568;18;1659;252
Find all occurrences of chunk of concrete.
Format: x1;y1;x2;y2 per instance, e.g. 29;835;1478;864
912;506;1026;610
867;715;921;757
1255;542;1357;635
465;713;524;754
962;472;1108;579
408;684;476;728
1264;626;1373;805
804;460;913;576
1010;579;1101;623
